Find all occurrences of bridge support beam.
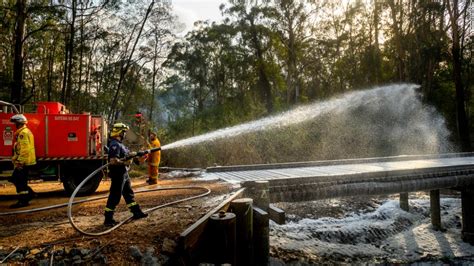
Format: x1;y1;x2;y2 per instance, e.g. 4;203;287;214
462;187;474;244
430;189;442;231
399;193;409;211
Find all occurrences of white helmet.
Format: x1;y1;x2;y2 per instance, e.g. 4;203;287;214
10;114;27;124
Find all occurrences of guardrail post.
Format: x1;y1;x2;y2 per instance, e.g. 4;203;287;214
430;189;442;231
400;192;409;211
253;206;269;266
230;198;254;266
207;212;236;265
462;187;474;244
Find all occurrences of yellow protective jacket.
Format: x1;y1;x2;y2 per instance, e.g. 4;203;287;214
12;126;36;166
147;138;161;167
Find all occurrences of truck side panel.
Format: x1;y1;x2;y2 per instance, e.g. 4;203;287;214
46;114;90;157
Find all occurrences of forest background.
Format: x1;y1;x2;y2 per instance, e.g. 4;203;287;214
0;0;472;166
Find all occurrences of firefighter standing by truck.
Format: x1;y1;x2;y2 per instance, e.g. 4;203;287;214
146;131;161;185
104;122;148;226
9;114;36;208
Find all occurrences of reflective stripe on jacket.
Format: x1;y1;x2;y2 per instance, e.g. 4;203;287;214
13;126;36;166
147;139;161;167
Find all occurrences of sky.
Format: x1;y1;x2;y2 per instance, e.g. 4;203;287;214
171;0;225;32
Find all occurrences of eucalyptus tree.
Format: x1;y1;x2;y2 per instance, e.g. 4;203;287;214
57;0;114;108
0;0;61;104
221;0;277;113
445;0;472;151
270;0;319;105
107;0;160;123
142;2;176;125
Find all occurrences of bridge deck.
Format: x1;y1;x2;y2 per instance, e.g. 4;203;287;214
205;155;474;184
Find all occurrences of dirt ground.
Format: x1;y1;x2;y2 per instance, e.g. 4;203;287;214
0;173;234;264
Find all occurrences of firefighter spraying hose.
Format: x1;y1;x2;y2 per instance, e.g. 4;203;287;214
67;148;211;236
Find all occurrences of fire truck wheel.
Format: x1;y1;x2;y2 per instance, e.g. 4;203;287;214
61;162;104;196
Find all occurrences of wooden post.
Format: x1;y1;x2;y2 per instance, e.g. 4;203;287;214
207;212;236;265
400;192;409;211
253;206;269;266
462;187;474;244
242;181;270;211
430;189;442;231
268;204;285;224
230;198;253;266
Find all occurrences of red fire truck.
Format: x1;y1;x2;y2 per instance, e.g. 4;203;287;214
0;100;108;195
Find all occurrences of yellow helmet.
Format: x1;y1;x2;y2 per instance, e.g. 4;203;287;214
110;122;129;137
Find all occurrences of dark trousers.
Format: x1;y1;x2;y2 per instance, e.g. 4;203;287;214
9;166;34;201
105;166;135;210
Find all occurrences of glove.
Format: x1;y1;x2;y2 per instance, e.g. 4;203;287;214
124;159;133;166
14;162;24;169
137;151;145;157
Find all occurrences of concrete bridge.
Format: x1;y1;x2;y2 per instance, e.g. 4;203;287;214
206;153;474;243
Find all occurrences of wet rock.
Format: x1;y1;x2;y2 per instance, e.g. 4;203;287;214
161;238;177;254
17;247;29;256
72;259;83;265
157;254;170;265
142;247;158;266
56;260;67;266
69;248;81;257
54;249;65;257
129;245;142;260
9;253;24;261
141;254;158;266
30;248;41;255
94;254;107;264
38;259;49;266
0;250;8;258
80;248;90;256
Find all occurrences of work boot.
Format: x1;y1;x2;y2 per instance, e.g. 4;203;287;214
146;178;157;185
130;204;148;219
9;200;29;209
104;211;118;226
25;187;37;201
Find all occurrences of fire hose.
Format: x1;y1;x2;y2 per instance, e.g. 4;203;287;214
0;147;211;237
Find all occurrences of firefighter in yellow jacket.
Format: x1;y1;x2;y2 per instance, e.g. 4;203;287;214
146;131;161;185
9;114;36;208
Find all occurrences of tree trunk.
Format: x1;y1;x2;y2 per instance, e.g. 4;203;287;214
11;0;27;104
61;0;77;106
448;0;471;151
149;37;158;123
108;0;155;123
249;18;273;113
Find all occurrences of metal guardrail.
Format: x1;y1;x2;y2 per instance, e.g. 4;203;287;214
206;153;474;202
206;152;474;173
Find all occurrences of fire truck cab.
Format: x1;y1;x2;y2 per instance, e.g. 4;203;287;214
0;100;108;195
